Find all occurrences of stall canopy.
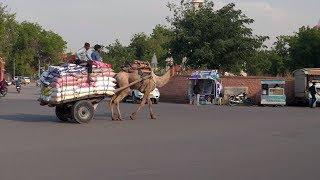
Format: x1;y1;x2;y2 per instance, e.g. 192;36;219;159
293;68;320;76
190;70;220;80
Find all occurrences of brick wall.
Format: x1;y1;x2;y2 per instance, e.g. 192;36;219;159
159;75;295;105
158;76;190;104
221;76;295;104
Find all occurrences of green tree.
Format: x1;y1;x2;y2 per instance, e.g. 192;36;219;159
287;26;320;70
38;30;67;66
168;1;267;73
147;25;174;67
0;3;18;60
130;33;149;60
246;49;286;76
0;3;66;76
272;27;320;73
246;50;271;76
103;39;135;71
104;25;174;71
8;22;66;76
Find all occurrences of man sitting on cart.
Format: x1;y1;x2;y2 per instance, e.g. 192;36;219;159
91;44;103;62
76;42;93;82
76;42;92;64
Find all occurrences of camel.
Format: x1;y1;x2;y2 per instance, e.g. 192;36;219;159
109;63;181;121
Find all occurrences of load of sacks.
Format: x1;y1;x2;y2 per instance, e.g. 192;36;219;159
39;61;116;104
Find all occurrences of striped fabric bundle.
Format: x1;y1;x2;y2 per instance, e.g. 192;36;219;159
39;62;116;104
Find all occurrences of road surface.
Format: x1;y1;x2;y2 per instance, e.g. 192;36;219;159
0;85;320;180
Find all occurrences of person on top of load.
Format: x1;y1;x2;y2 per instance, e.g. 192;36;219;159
91;44;103;62
76;42;92;63
76;42;93;74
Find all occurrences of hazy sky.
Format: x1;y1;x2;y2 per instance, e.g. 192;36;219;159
2;0;320;51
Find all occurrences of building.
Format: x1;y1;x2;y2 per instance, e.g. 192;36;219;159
191;0;204;10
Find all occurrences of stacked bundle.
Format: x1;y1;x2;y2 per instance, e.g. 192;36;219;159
39;61;116;104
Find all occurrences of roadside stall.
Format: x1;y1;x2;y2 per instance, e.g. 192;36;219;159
261;80;286;106
188;70;222;105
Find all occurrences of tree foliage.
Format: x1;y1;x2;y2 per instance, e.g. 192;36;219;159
103;39;135;72
286;27;320;70
103;25;173;70
167;1;268;73
3;1;319;77
255;27;320;75
246;50;285;76
0;3;66;77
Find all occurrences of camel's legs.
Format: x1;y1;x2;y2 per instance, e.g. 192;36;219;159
130;89;152;120
147;98;156;119
130;97;147;120
109;94;119;121
113;89;130;121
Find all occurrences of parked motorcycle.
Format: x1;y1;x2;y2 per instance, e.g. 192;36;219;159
228;92;254;106
0;86;7;97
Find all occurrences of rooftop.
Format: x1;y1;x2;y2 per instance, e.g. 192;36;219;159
294;68;320;76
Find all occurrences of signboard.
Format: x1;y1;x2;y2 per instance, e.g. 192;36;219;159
261;95;286;105
190;70;219;80
269;88;285;96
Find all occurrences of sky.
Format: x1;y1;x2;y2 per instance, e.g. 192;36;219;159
1;0;320;52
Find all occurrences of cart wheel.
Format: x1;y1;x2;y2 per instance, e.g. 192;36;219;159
72;100;94;124
55;105;72;122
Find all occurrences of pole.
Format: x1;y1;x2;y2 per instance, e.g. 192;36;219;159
38;58;41;78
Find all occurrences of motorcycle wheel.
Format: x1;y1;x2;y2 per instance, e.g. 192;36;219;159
1;88;7;97
244;98;254;106
3;88;7;96
228;96;238;106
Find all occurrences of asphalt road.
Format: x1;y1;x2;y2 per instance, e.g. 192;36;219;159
1;85;320;180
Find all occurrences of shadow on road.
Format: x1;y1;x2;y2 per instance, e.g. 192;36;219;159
0;113;114;123
95;113;112;118
0;114;58;123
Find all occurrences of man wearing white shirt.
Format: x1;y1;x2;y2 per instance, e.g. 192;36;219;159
76;42;93;76
76;42;92;63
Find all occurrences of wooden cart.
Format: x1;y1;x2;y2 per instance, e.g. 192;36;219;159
39;75;152;124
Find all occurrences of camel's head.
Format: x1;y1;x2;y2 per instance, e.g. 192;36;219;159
167;61;174;67
170;64;182;76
